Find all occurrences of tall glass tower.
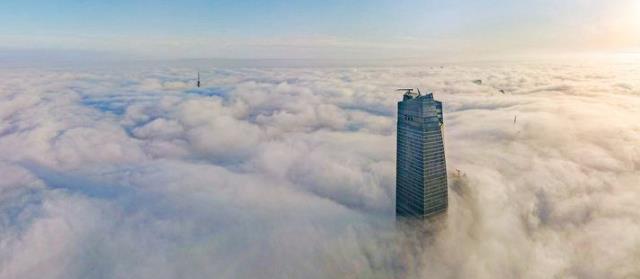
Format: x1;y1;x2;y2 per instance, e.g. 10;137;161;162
396;90;448;218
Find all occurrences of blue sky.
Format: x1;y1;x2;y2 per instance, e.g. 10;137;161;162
1;0;639;59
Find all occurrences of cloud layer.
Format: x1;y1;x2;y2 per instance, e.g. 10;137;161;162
0;61;639;278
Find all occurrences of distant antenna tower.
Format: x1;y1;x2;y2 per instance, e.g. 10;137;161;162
197;72;201;88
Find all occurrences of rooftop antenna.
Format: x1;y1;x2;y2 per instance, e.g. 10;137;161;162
396;88;414;95
197;72;201;88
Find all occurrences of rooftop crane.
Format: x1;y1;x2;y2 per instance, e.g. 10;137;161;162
396;88;422;97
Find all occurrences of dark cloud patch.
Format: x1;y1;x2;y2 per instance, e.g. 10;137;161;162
184;87;231;99
81;98;129;115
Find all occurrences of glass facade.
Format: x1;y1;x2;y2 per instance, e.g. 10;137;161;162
396;92;448;218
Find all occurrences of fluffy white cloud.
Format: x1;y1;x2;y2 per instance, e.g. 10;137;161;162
0;61;639;278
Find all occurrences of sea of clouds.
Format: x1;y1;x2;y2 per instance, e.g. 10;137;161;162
0;60;639;278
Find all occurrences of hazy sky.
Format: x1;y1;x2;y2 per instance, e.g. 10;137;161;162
1;0;640;59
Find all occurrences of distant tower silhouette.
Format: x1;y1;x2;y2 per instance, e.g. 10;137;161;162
197;72;201;88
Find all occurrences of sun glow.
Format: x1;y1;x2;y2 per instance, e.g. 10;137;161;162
585;0;640;50
634;8;640;38
633;1;640;27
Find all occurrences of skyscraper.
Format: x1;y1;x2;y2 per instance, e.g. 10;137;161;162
396;89;448;218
